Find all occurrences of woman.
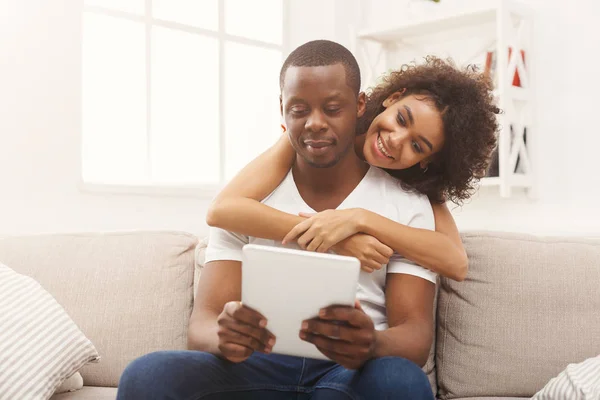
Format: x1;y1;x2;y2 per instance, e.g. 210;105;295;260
206;56;498;281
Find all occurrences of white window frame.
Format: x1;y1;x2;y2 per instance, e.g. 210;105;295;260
79;0;290;198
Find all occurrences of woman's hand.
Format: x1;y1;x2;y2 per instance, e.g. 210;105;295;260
282;209;363;253
332;234;393;273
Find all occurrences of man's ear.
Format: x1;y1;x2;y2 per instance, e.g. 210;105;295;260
279;95;283;116
382;89;406;108
356;92;366;118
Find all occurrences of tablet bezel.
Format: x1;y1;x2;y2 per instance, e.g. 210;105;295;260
241;243;361;360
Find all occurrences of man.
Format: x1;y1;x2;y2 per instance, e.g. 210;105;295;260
117;40;436;400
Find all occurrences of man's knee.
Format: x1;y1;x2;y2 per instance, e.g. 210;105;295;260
361;357;433;399
118;351;210;398
118;351;172;394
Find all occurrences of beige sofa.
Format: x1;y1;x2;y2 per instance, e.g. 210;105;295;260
0;230;598;400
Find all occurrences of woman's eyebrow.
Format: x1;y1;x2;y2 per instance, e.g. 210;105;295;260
404;105;414;125
419;135;434;152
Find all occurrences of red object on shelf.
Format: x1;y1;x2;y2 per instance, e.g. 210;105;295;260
484;47;526;88
508;47;526;87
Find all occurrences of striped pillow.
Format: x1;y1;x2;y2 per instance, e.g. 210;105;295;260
532;355;600;400
0;262;100;400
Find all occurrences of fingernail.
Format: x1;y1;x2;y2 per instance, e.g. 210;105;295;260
301;321;308;330
299;331;306;339
259;319;267;328
319;309;326;317
264;347;271;354
268;338;275;347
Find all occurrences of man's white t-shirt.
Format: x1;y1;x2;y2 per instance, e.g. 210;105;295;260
204;166;436;331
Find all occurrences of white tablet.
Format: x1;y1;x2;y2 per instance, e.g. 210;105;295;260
241;244;360;360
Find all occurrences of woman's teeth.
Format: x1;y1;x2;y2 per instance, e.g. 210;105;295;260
377;135;393;159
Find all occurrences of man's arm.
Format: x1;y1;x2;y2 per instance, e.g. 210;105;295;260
187;260;241;354
371;193;437;365
373;274;435;366
299;274;435;369
187;260;275;362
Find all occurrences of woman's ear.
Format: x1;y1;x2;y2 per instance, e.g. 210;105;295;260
420;154;436;170
382;89;407;108
420;152;442;171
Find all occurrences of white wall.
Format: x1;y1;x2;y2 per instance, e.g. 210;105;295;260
358;0;600;235
0;0;354;237
1;0;598;237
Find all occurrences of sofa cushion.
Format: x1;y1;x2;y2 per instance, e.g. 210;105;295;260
50;386;117;399
453;398;529;400
436;231;600;399
0;231;198;388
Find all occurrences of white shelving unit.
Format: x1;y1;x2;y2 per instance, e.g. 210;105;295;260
355;0;534;197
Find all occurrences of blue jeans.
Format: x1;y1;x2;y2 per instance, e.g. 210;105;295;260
117;350;434;400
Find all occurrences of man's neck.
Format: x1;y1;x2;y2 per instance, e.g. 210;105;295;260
354;134;366;160
292;151;369;212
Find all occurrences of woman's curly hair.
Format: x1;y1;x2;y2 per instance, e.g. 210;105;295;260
357;56;500;205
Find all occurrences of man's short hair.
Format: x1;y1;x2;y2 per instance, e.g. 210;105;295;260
279;40;361;95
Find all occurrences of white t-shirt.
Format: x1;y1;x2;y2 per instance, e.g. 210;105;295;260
204;166;436;331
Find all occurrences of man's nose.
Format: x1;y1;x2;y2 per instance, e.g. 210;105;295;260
305;110;328;133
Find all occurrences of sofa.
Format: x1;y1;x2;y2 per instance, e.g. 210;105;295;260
0;230;598;399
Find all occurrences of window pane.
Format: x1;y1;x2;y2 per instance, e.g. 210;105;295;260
153;0;218;31
151;27;220;184
225;0;282;45
82;12;147;184
84;0;145;15
224;42;281;181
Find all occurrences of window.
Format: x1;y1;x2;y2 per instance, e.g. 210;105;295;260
82;0;284;190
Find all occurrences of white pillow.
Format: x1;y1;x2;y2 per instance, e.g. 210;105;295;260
53;372;84;394
0;262;100;400
532;355;600;400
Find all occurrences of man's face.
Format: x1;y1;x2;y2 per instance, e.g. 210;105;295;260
280;64;364;168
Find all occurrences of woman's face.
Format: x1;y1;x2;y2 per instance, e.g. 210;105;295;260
362;92;445;170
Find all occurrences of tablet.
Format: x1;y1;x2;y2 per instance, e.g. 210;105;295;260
241;244;360;360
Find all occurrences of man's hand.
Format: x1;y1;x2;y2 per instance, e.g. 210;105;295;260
332;233;393;273
217;301;276;363
299;300;376;370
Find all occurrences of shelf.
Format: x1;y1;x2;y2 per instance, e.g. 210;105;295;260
480;176;501;187
493;86;531;102
358;6;497;43
480;174;531;188
509;173;532;187
357;0;533;44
